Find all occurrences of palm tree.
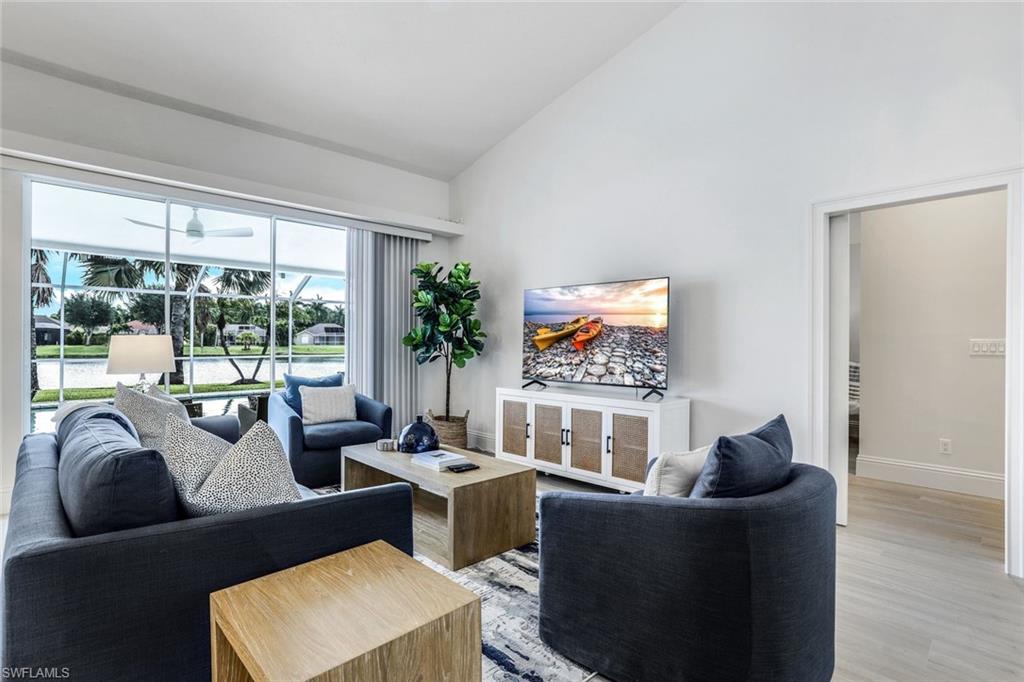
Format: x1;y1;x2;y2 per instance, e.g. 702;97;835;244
77;256;190;383
307;296;329;324
30;249;54;398
194;296;216;348
213;269;273;383
77;256;270;385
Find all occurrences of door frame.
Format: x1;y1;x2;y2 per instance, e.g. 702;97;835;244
809;168;1024;577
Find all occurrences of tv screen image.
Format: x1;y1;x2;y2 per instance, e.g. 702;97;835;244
522;277;669;389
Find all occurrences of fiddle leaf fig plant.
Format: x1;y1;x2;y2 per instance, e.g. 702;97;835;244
402;261;486;420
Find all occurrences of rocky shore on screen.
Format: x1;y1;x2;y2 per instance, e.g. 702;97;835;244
522;322;668;387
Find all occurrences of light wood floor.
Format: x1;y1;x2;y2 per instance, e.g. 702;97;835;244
836;475;1022;681
537;470;1024;681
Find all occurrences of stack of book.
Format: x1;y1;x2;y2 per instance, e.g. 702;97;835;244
411;449;470;471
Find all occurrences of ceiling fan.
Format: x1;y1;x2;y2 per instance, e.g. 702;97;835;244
125;208;254;239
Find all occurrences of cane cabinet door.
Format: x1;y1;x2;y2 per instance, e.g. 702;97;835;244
532;401;566;469
500;398;530;459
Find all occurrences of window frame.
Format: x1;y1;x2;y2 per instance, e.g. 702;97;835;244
27;177;348;420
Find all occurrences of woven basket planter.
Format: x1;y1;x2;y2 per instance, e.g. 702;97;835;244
427;409;470;449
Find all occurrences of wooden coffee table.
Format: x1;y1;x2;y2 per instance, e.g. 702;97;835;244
210;540;481;681
341;443;536;570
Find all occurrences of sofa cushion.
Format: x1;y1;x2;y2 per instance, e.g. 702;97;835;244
283;373;344;417
57;405;178;536
57;404;139;449
50;400;115;429
689;414;793;499
303;420;383;450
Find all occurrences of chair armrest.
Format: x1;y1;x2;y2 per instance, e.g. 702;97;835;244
3;483;414;680
268;391;304;456
356;394;392;437
190;415;240;444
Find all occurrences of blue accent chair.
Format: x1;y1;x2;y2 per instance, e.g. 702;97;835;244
538;463;837;682
268;391;392;488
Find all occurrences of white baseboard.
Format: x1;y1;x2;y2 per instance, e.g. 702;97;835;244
468;429;495;454
856;455;1003;499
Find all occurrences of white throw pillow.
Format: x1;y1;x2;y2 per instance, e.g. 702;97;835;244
163;415;301;517
299;384;357;425
114;382;189;451
643;445;712;497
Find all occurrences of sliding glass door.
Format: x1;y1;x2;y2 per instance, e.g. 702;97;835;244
274;219;347;380
28;179;347;431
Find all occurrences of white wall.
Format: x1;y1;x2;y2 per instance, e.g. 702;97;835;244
437;2;1023;456
0;64;450;219
858;191;1006;497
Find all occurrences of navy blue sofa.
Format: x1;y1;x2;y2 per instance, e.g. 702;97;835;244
2;411;413;682
539;463;836;682
268;391;392;488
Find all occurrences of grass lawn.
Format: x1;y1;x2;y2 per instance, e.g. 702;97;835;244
32;380;285;404
35;344;344;359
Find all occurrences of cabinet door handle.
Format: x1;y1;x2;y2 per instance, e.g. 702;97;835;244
560;429;566;446
526;423;531;439
566;430;572;446
606;435;612;454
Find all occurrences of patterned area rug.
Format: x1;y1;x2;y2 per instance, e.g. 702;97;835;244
314;486;591;681
417;535;591;681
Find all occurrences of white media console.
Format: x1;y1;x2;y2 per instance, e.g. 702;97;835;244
495;387;691;492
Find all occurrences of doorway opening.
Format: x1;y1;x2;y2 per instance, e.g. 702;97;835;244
842;191;1007;561
810;170;1023;577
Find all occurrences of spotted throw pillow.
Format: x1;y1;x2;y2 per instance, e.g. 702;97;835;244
114;383;189;451
163;415;301;517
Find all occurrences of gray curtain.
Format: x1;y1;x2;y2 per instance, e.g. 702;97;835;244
346;228;419;437
346;228;375;397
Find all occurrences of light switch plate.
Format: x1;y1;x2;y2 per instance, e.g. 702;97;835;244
969;339;1005;356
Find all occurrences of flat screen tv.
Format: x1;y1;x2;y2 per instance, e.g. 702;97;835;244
522;277;669;390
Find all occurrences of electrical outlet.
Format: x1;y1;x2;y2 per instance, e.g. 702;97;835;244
938;438;953;455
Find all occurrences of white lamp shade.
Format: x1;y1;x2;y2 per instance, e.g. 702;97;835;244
106;335;176;375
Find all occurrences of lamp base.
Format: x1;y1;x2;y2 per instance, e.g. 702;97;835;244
134;373;153;393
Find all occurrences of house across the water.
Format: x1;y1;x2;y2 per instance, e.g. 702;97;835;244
294;323;344;346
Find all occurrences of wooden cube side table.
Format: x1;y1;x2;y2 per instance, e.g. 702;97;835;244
210;541;481;682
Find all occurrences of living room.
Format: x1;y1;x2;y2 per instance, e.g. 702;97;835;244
1;2;1022;681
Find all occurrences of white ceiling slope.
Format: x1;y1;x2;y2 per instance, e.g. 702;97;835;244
0;2;678;179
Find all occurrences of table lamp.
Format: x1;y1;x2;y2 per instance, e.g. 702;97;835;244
107;335;176;392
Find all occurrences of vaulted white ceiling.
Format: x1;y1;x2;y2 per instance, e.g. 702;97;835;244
0;2;678;179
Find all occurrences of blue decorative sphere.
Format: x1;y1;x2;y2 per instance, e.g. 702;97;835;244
399;415;440;453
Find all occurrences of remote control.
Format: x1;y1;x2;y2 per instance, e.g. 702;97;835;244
447;463;480;473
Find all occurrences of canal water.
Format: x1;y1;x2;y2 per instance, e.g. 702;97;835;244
31;355;345;433
35;355;345;389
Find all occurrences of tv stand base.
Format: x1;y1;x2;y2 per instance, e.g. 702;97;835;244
521;379;548;390
641;388;664;402
495;387;691;492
